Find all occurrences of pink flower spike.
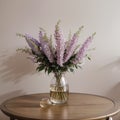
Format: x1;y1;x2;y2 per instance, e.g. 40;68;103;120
64;26;84;63
54;21;65;66
25;34;41;55
39;31;54;63
73;36;93;64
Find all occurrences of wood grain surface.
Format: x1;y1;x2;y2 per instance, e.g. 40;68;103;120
0;93;120;120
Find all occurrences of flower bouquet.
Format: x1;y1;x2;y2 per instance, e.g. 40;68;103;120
17;21;95;104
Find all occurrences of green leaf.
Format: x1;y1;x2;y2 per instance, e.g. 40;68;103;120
48;68;52;74
75;65;78;69
78;65;82;69
45;67;48;73
87;56;91;60
36;65;45;71
70;68;74;72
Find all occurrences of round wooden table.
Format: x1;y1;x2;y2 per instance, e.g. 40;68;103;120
0;93;120;120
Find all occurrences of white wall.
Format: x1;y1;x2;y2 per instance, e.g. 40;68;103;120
1;0;120;119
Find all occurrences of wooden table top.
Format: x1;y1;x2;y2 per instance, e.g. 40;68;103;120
0;93;120;120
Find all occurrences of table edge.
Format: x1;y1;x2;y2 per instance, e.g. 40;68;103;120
0;93;120;120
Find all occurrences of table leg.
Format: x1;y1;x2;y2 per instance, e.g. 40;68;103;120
10;117;15;120
106;117;113;120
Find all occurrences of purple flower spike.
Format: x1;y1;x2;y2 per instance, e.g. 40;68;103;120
39;31;54;63
54;21;65;66
25;34;41;55
64;33;78;63
73;36;92;64
17;21;95;75
27;56;37;63
64;26;84;63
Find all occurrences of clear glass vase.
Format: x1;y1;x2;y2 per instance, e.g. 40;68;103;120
50;73;69;104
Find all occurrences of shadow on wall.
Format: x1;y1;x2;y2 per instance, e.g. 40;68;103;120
81;58;120;96
0;90;25;120
106;82;120;101
0;51;36;83
106;83;120;120
101;58;120;75
98;58;120;79
99;58;120;98
99;58;120;120
0;90;25;103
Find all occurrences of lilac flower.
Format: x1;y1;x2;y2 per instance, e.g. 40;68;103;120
27;56;37;63
17;21;95;75
54;21;65;66
39;31;54;63
64;26;83;63
73;36;92;64
25;34;41;55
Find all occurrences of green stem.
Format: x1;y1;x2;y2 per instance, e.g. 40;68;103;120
54;72;62;85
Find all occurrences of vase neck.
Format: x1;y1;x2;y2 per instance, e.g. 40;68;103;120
54;72;65;85
54;72;63;79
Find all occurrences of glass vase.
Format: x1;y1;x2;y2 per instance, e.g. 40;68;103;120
50;73;69;104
